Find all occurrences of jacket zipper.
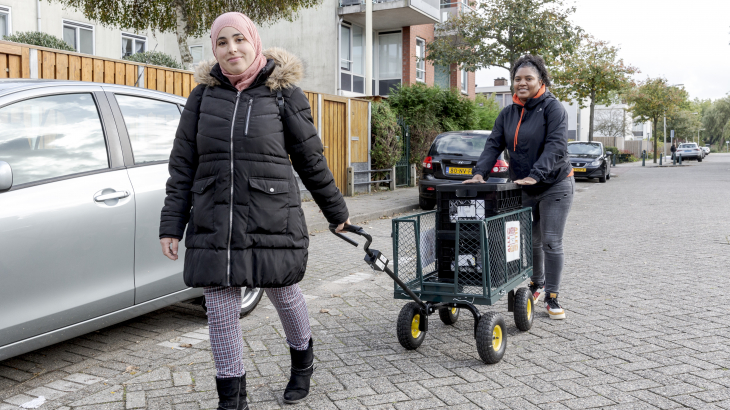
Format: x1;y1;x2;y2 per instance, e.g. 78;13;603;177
226;91;241;287
244;98;253;135
514;107;525;151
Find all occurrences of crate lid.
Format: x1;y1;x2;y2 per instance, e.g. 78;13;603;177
434;182;521;196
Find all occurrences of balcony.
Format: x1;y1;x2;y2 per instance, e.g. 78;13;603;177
339;0;440;30
439;1;475;22
435;1;475;36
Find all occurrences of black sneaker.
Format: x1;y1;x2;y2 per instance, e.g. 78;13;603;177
545;293;565;320
528;281;545;302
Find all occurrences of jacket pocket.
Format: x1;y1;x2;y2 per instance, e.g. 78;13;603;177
247;177;289;234
191;176;216;234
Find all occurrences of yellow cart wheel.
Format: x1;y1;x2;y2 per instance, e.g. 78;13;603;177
397;302;426;350
475;312;507;364
438;306;460;325
513;287;534;331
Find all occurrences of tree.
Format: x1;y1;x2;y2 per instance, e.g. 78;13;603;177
593;108;631;138
702;97;730;148
425;0;582;89
664;109;702;145
551;35;638;141
49;0;322;67
625;78;688;162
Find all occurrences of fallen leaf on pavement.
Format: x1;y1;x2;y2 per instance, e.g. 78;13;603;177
320;309;330;313
180;343;193;348
125;365;139;373
332;294;341;297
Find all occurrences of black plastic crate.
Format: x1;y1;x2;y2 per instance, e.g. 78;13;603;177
435;182;522;232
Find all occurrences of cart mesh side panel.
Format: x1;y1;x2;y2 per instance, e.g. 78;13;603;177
392;211;436;294
454;208;533;298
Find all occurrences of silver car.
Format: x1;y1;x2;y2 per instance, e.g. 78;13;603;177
0;80;261;361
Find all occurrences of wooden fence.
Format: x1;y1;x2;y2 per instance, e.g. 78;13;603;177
0;40;370;194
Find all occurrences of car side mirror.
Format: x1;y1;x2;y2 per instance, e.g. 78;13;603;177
606;152;612;156
0;161;13;191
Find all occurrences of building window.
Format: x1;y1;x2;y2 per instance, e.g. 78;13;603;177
63;20;94;54
461;69;467;93
189;45;203;65
415;38;425;82
340;24;365;94
378;31;402;95
0;6;10;38
121;33;146;58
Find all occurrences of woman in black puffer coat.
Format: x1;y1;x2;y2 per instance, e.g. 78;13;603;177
159;12;349;410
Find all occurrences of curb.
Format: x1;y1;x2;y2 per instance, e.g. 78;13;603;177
307;202;421;233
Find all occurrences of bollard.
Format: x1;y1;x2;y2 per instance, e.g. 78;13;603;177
673;154;676;165
659;154;662;166
642;152;645;167
612;154;616;167
678;154;682;165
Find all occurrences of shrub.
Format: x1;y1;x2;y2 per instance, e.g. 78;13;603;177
370;102;402;186
3;31;75;52
605;146;619;158
473;94;500;130
123;51;182;69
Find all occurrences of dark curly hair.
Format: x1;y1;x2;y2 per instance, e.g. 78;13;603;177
510;54;552;88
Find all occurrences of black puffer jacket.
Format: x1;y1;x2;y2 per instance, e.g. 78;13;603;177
474;89;571;193
160;48;348;288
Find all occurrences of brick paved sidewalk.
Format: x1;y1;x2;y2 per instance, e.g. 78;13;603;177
2;155;730;409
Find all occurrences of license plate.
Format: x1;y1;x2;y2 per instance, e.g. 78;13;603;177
447;167;472;175
573;167;586;172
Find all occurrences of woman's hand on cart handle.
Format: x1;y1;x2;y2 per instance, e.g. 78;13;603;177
160;238;179;261
514;177;537;185
463;174;486;184
336;218;352;233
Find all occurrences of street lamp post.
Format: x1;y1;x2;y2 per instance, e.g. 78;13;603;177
664;84;685;160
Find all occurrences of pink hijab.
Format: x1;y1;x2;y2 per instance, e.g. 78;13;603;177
210;12;268;92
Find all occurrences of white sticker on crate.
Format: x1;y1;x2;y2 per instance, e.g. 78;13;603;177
506;221;520;262
450;199;485;222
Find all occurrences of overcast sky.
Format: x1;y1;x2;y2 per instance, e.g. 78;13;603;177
475;0;730;101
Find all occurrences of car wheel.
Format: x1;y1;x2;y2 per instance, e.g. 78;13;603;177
599;166;607;183
419;196;436;210
698;156;702;162
201;287;264;318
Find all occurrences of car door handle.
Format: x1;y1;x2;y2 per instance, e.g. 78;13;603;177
94;190;130;202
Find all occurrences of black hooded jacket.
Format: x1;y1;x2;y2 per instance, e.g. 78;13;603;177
473;89;572;193
159;48;348;288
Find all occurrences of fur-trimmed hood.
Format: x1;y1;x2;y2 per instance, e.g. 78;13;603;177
193;47;303;91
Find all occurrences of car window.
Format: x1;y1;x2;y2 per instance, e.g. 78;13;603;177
431;134;489;156
567;143;602;155
0;93;108;186
679;144;695;148
115;95;181;164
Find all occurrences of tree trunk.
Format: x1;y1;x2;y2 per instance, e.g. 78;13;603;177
588;90;596;142
174;1;193;68
653;118;658;163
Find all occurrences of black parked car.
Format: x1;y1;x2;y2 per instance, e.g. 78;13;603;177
568;141;611;183
419;131;509;210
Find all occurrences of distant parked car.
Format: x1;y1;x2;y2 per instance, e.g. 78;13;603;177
0;80;262;361
701;146;710;156
418;131;509;210
567;141;611;183
676;143;703;161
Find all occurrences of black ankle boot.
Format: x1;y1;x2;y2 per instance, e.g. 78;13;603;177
283;338;314;404
215;374;248;410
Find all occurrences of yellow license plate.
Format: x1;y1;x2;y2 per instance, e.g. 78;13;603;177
448;167;472;175
573;167;586;172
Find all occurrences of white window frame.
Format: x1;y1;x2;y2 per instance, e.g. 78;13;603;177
121;32;147;58
189;45;203;64
62;19;95;55
415;37;426;83
461;69;468;94
0;6;11;37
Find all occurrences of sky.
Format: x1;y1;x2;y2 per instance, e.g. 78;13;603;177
475;0;730;101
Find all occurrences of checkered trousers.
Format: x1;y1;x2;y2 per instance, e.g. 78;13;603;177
204;284;311;378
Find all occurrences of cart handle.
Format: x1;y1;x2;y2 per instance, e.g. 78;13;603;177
329;223;373;253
